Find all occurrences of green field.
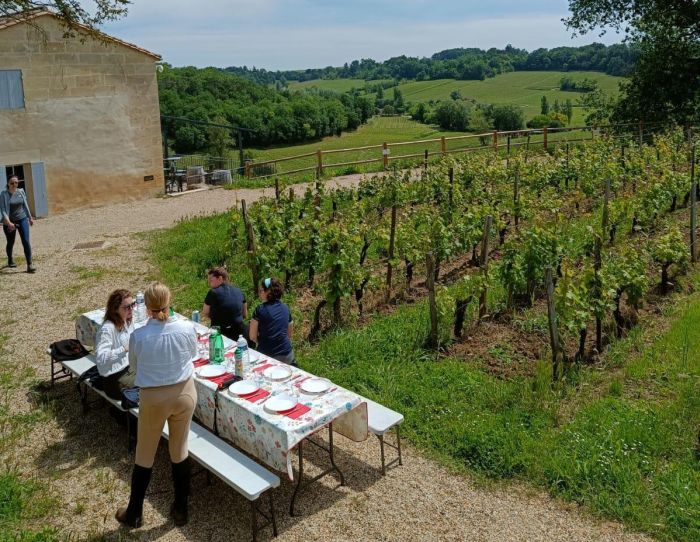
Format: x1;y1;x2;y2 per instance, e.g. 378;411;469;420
288;78;370;93
288;71;623;126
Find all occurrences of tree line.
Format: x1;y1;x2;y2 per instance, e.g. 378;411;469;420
158;66;375;153
224;43;637;86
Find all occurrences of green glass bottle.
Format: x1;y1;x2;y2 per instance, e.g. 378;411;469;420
209;327;224;364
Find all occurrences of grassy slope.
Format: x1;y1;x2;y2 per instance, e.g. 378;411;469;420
288;71;623;126
150;209;700;541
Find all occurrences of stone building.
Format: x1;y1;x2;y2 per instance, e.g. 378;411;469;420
0;10;163;216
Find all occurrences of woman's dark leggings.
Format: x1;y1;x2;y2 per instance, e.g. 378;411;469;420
3;217;31;265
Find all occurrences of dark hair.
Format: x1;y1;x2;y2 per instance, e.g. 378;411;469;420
208;266;229;282
7;175;18;189
261;277;283;302
104;289;133;331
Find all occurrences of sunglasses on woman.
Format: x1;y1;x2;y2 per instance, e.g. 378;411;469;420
121;302;136;310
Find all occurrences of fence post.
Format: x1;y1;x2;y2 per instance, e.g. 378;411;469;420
245;161;252;179
492;131;498;153
507;135;511;156
275;178;280;202
692;145;697;263
383;142;389;170
426;252;439;348
543;126;548;151
478;215;492;318
386;204;397;303
316;149;323;177
545;266;561;382
441;136;446;156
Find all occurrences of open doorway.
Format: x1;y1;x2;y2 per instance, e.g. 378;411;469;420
5;164;26;191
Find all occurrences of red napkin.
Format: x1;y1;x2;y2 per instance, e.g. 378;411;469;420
281;403;311;420
252;363;273;374
239;389;270;403
207;371;236;387
192;358;209;368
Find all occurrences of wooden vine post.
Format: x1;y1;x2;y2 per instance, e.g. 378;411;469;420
426;252;439;349
691;145;697;263
241;199;260;294
602;179;611;243
382;142;389;170
316;149;324;177
594;236;603;352
385;204;397;303
492;131;498;154
448;167;454;214
513;170;520;227
478;215;492;318
545;266;561;382
274;178;280;202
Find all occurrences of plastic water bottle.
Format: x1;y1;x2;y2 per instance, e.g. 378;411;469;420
135;291;145;323
237;334;249;369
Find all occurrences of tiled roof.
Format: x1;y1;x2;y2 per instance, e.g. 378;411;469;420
0;10;161;60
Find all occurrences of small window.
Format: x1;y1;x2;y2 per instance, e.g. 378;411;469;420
0;70;25;109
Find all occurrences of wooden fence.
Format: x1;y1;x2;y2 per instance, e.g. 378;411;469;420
243;120;671;180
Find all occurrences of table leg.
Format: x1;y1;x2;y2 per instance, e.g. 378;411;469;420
289;422;346;516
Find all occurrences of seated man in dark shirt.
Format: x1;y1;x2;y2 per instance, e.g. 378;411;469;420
202;267;247;340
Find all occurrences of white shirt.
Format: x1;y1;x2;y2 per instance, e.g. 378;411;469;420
95;320;134;377
129;317;196;388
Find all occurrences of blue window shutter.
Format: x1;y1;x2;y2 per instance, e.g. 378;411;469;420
30;162;48;217
0;70;25;109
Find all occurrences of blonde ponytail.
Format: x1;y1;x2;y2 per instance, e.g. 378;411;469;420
144;282;171;322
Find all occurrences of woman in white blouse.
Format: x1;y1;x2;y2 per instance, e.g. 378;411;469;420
95;289;136;400
116;282;197;529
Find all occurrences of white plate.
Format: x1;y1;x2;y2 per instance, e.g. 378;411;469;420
264;394;297;413
198;364;227;378
229;379;258;396
249;350;261;362
301;378;332;394
263;365;292;381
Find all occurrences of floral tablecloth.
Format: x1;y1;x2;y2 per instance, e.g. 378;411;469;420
76;310;368;479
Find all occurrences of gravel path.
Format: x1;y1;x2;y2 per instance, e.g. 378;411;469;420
0;178;653;541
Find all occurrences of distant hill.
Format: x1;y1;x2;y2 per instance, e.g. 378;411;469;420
224;43;637;86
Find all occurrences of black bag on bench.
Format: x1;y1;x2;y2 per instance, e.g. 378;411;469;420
77;366;104;391
50;339;89;361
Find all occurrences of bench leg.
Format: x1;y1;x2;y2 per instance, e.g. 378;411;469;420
268;491;277;537
250;500;257;542
50;357;72;387
396;425;403;466
379;434;386;476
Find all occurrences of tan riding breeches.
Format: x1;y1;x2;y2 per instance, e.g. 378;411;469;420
135;377;197;468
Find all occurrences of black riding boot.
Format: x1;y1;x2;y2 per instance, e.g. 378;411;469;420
171;458;191;526
115;464;152;528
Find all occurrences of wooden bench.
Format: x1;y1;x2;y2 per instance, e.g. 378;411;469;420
50;351;280;541
364;398;404;475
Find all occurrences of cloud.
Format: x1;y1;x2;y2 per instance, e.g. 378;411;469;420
102;6;622;70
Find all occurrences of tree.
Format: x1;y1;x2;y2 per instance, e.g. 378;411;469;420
450;89;462;101
541;95;550;115
1;1;130;34
491;104;524;131
468;108;492;145
208;116;234;159
566;0;700;125
434;100;470;131
564;99;574;124
393;87;405;112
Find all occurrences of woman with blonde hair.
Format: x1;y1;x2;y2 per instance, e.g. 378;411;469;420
116;282;198;528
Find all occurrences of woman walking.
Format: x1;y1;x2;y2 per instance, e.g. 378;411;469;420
116;282;198;528
0;175;35;272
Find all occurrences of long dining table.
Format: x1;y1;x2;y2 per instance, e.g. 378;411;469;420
76;308;369;514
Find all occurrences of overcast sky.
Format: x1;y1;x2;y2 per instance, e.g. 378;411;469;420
99;0;621;70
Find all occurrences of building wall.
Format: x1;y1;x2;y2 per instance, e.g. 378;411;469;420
0;16;163;215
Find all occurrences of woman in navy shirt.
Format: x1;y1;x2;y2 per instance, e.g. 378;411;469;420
249;277;295;365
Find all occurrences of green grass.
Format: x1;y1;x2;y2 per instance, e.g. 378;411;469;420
287;71;623;126
149;205;700;540
396;71;623;125
0;326;61;542
288;78;374;93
